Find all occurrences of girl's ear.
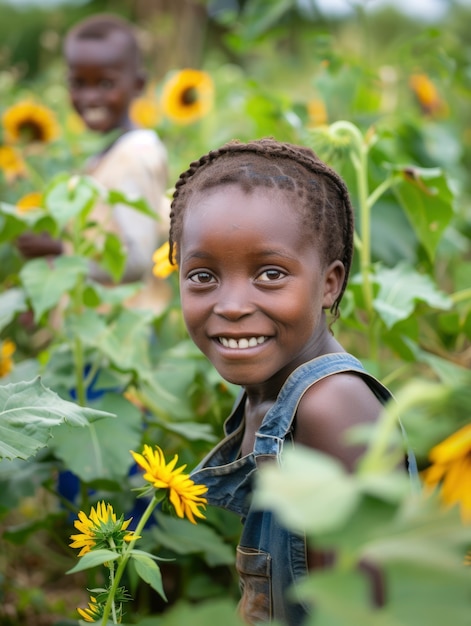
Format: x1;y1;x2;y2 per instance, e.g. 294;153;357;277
322;260;345;309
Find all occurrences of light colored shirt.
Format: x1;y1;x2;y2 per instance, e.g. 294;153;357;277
85;129;172;313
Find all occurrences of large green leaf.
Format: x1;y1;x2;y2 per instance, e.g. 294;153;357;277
0;378;112;461
152;512;235;567
240;0;294;39
19;255;89;321
50;393;141;482
132;552;167;600
96;308;154;372
0;456;55;512
0;201;56;242
139;362;199;421
362;493;470;570
107;189;156;218
44;174;99;229
67;548;120;574
253;447;360;535
99;231;127;282
372;262;452;329
299;568;400;626
392;166;454;261
141;599;245;626
0;287;28;332
385;561;471;625
64;307;153;373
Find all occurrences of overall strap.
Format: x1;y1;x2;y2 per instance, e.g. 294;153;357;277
256;352;383;447
254;353;419;488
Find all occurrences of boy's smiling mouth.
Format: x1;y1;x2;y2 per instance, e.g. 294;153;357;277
217;336;268;350
82;107;108;124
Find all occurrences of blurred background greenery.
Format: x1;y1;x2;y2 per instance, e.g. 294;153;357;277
0;1;470;625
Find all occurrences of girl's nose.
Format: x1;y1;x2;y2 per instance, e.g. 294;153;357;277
213;281;255;320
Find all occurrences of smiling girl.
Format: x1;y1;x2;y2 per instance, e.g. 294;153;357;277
169;138;394;625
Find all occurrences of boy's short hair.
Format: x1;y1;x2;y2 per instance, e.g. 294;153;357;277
64;13;142;69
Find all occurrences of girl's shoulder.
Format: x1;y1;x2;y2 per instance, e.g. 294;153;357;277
294;371;385;471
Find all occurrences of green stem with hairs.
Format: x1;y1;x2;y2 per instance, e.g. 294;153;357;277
100;495;159;625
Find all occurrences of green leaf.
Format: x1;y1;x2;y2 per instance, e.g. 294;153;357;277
67;548;120;573
20;255;88;321
100;232;127;282
0;287;28;332
240;0;294;39
0;202;54;242
392;166;454;261
50;393;141;482
150;418;217;443
0;457;55;513
0;377;112;461
107;189;156;218
363;494;470;570
139;353;200;421
372;263;452;329
84;282;142;307
96;308;154;372
299;568;399;626
145;599;245;626
64;310;108;345
44;174;99;229
152;512;235;567
131;552;167;601
254;447;360;534
385;561;471;625
129;548;172;562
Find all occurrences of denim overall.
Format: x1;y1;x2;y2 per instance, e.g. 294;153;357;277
191;353;417;626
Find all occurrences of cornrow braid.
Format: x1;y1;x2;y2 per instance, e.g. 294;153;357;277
169;137;354;314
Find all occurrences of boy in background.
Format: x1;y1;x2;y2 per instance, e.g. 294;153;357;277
18;13;171;313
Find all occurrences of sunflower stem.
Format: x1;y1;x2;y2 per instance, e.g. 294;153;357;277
100;495;159;626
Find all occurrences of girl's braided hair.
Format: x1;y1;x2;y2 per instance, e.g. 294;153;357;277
169;137;354;314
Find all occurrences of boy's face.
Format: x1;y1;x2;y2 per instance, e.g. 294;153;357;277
179;184;344;391
66;32;144;133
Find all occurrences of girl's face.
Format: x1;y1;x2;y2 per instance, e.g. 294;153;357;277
179;183;344;393
66;33;144;133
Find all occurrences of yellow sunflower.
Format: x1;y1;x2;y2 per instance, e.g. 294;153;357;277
70;501;136;557
3;100;59;144
409;74;448;118
152;241;177;279
161;69;214;125
422;424;471;522
0;339;16;378
77;596;103;623
16;191;43;212
130;95;161;128
0;145;26;182
130;445;208;524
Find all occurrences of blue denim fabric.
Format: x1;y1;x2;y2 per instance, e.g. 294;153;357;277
191;353;414;626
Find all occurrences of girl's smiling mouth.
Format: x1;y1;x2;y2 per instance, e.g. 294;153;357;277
217;336;269;350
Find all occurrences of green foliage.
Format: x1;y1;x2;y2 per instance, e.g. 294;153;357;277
0;0;470;623
0;377;112;461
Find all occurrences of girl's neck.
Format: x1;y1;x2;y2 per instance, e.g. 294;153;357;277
243;327;344;407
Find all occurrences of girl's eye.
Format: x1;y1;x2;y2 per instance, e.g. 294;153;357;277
189;271;215;284
258;269;285;282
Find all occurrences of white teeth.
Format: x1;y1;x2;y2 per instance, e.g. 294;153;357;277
219;336;267;349
83;108;108;123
